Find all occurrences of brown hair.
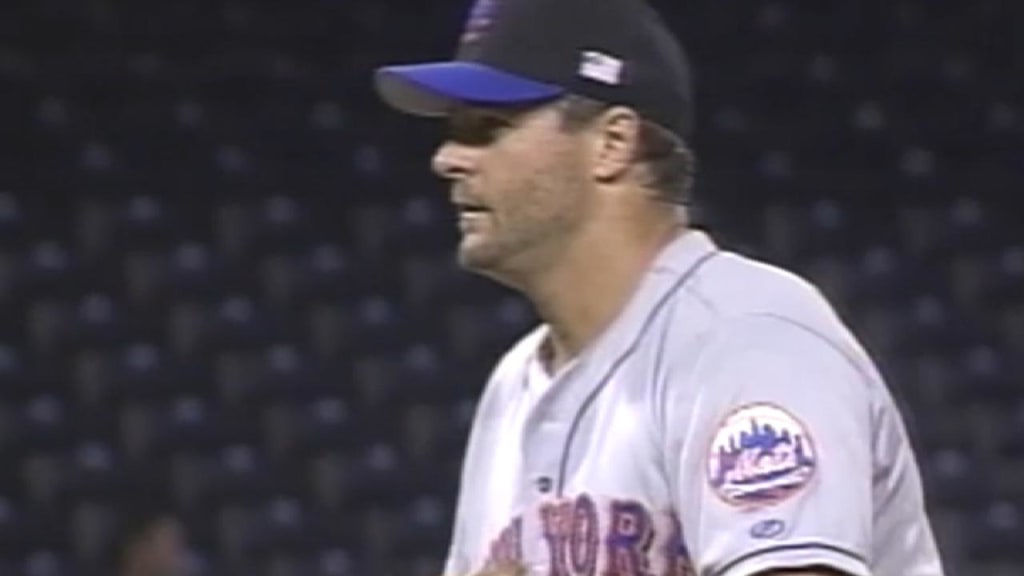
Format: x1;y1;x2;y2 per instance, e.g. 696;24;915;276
558;94;696;205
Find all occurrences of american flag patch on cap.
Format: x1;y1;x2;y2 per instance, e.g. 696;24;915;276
579;51;623;85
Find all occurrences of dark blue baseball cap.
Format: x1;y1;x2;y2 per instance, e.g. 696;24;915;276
374;0;695;138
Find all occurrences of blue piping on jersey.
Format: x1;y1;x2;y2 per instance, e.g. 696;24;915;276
555;249;722;496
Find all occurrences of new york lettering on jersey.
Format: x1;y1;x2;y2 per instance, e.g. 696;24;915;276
481;495;694;576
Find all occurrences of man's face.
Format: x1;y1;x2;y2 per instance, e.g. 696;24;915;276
432;101;594;279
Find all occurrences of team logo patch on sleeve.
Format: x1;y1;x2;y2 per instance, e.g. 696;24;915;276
707;403;817;509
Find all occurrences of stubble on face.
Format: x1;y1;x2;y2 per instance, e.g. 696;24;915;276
454;106;593;282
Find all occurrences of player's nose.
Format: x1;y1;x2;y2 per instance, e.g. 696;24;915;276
431;140;473;180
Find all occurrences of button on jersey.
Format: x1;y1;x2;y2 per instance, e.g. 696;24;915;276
444;231;944;576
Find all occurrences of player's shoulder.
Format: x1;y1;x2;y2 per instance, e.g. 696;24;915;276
656;245;887;402
677;248;838;329
672;247;867;361
471;324;546;413
693;250;834;322
491;324;547;382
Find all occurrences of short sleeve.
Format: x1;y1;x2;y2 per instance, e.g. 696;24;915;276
667;315;874;576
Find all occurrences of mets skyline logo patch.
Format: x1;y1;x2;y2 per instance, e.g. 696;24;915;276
707;403;817;509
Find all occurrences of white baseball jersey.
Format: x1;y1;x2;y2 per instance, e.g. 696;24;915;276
443;230;945;576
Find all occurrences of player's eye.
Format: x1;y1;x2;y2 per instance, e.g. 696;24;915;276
446;110;516;146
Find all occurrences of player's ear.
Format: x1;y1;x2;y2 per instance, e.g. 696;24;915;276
590;106;642;183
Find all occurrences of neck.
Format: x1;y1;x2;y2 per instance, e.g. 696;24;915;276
525;210;686;374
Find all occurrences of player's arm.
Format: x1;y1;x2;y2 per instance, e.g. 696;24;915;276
662;314;873;576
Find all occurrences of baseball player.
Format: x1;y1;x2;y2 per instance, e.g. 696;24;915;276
374;0;946;575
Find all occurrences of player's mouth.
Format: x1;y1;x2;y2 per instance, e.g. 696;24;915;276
455;201;490;218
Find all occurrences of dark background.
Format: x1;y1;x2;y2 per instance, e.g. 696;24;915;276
0;0;1022;575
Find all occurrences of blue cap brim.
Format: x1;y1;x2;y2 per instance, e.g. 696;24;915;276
374;62;565;116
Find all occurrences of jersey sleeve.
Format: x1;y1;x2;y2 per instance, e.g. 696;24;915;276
666;314;875;576
443;489;469;576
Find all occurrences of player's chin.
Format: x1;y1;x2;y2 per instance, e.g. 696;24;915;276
456;242;491;271
456;235;503;271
